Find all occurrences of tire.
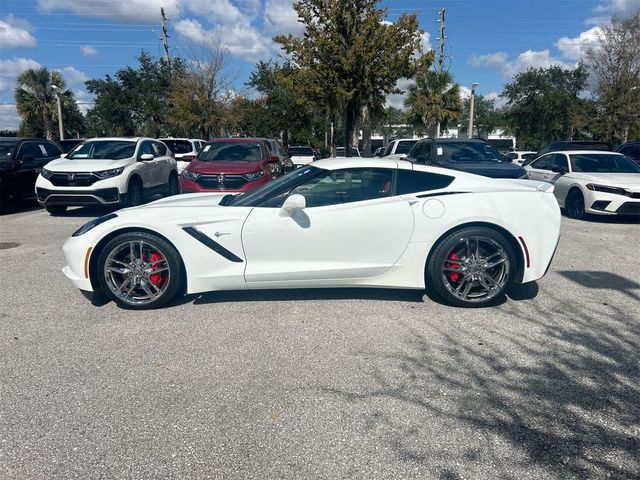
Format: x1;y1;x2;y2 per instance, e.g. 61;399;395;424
426;226;517;308
166;173;180;197
125;178;144;207
45;205;67;215
0;182;18;214
96;231;184;309
565;189;586;220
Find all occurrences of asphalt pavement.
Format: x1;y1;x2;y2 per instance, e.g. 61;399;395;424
1;204;639;479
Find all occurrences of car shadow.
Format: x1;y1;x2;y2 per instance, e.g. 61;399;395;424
558;270;640;301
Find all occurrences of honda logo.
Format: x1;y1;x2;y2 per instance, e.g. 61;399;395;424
217;174;225;184
67;173;76;181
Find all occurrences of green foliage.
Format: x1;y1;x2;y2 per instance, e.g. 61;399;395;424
15;68;84;140
502;64;589;150
275;0;423;155
404;69;462;137
459;95;504;138
372;106;413;141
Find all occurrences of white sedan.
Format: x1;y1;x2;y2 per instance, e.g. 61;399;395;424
62;158;561;309
524;150;640;218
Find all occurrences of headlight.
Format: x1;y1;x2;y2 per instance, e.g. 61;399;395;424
95;167;124;179
244;170;265;181
182;169;200;181
72;213;118;237
586;184;626;195
41;168;53;179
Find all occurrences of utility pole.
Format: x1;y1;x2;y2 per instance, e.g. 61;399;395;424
161;8;170;65
468;82;479;139
51;85;64;140
435;8;446;138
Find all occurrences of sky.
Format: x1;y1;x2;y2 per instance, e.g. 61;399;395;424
1;0;639;131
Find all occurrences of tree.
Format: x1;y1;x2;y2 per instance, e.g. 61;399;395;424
275;0;423;156
404;68;462;137
585;13;640;144
372;106;413;144
502;65;588;150
459;95;504;138
15;68;84;140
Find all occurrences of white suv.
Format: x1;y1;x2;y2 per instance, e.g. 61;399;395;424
159;138;206;174
382;138;420;160
35;137;179;215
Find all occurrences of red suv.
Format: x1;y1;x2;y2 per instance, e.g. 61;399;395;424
180;138;279;193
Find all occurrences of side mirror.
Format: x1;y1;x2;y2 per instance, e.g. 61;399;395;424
268;155;280;163
139;153;154;161
551;166;567;174
280;194;306;217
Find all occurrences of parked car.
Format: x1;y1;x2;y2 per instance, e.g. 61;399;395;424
0;137;62;214
36;137;179;215
505;150;537;165
180;138;278;194
373;146;385;157
524;150;640;218
381;138;419;159
616;141;640;165
334;146;361;157
159;138;206;174
287;146;316;168
523;140;612;166
58;138;84;154
62;158;561;310
262;138;293;175
405;139;528;179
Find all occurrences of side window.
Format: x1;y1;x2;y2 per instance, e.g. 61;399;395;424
138;141;154;158
289;168;394;208
552;154;568;171
506;152;518;160
531;154;553;170
153;142;167;156
17;142;41;159
396;170;454;195
409;141;430;161
43;142;62;157
395;141;416;155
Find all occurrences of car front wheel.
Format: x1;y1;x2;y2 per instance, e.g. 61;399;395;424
427;227;517;307
96;231;184;309
565;189;586;219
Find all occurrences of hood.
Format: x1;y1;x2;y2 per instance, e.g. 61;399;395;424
187;159;263;175
566;172;640;190
44;157;132;172
131;192;228;209
438;161;526;179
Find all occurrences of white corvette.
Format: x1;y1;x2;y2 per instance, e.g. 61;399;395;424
62;158;561;309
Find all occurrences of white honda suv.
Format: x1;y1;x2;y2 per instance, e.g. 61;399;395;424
36;137;179;215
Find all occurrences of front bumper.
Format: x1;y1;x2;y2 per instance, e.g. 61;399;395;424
62;235;94;291
36;175;125;206
584;190;640;215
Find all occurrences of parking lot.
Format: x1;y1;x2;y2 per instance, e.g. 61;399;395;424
0;206;639;479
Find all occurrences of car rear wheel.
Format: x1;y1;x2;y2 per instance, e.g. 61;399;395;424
0;182;18;214
565;189;586;220
427;227;517;307
96;232;184;309
45;205;67;215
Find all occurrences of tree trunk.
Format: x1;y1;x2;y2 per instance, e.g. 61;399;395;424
361;103;372;157
343;100;357;157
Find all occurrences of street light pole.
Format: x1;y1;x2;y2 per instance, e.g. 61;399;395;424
51;85;64;140
468;82;479;139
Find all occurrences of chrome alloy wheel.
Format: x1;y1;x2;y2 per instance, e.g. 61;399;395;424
103;240;171;306
441;235;510;303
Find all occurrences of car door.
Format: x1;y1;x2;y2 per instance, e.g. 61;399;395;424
135;141;157;187
526;153;554;181
14;142;44;198
548;153;572;205
241;167;415;286
152;141;173;184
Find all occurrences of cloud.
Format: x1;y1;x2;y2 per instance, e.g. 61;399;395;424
556;27;603;61
469;49;574;79
0;15;36;48
56;66;88;85
0;57;41;78
420;31;432;52
181;0;248;25
263;0;304;35
80;45;98;56
385;78;414;109
0;104;20;130
175;18;272;62
37;0;180;23
593;0;640;15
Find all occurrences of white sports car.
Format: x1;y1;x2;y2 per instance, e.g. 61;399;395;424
62;158;561;309
524;150;640;218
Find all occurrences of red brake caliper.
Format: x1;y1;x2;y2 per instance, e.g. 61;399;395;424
148;252;164;287
446;252;461;283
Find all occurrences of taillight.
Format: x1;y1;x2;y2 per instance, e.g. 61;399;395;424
182;154;196;161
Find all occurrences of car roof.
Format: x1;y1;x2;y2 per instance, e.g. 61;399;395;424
549;150;623;155
84;137;144;142
0;137;53;142
159;138;205;141
205;137;264;143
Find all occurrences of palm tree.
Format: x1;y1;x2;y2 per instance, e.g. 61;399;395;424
15;68;66;140
404;70;462;137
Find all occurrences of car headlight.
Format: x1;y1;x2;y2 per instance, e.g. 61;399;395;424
41;168;54;179
244;170;265;181
95;167;124;179
586;184;626;195
72;213;118;237
182;169;201;181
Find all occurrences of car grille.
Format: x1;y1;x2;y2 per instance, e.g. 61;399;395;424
616;202;640;215
48;172;99;187
36;187;120;205
197;174;249;190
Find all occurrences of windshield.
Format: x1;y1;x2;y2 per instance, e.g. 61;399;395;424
335;147;360;156
0;141;17;161
288;147;314;156
67;140;136;160
570;154;640;173
435;142;502;162
161;139;192;154
59;139;83;153
225;165;320;206
198;141;263;162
